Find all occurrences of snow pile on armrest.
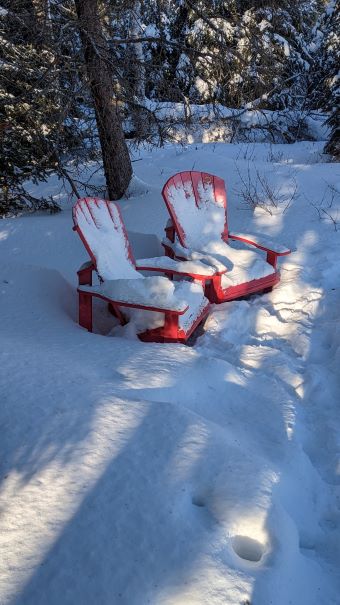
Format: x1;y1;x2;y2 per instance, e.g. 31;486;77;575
229;233;290;254
136;256;216;276
81;276;187;312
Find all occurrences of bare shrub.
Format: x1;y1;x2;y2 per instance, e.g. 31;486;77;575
234;161;299;215
266;144;284;163
309;182;340;231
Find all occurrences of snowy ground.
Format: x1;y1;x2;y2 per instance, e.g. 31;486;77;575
1;140;340;605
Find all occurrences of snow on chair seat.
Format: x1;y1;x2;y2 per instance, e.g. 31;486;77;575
80;276;189;313
162;171;291;303
79;280;206;335
73;198;211;343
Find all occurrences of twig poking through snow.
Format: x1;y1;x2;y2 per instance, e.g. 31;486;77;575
234;161;299;215
308;182;340;231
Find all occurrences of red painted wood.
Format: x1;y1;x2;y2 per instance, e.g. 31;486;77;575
76;286;210;342
229;233;291;256
213;175;228;239
73;197;210;342
73;207;98;270
179;171;194;200
165;222;175;243
77;264;93;286
108;303;127;325
162;178;187;246
208;271;281;303
162;171;289;304
266;251;278;269
108;200;136;266
162;243;176;259
77;262;94;331
190;171;203;208
139;302;209;343
163;312;180;339
79;291;92;332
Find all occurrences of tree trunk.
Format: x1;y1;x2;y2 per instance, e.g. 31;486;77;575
74;0;132;199
126;1;147;137
127;1;145;102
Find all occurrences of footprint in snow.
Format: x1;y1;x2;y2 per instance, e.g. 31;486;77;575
192;495;205;508
231;535;265;563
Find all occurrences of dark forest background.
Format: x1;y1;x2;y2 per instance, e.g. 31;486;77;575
0;0;339;214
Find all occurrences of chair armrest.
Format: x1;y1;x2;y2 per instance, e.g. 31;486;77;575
78;260;95;272
78;283;189;315
165;218;175;242
136;256;220;279
162;238;227;274
228;233;291;255
77;261;96;286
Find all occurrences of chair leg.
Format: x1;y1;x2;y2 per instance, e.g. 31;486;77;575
163;312;179;340
108;303;127;325
266;251;278;269
79;291;92;332
205;277;220;303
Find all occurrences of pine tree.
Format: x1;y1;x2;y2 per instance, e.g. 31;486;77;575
323;1;340;158
0;1;66;214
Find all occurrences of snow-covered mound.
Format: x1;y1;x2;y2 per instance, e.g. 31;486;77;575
1;140;340;605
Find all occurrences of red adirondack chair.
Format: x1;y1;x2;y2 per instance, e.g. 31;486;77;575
162;171;291;303
72;198;221;343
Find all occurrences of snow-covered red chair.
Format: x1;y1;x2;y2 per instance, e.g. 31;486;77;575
72;198;220;343
162;171;291;303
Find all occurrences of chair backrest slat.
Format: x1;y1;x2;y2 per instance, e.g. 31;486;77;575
73;198;140;281
162;171;228;249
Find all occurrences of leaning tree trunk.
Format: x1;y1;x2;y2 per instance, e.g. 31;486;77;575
74;0;132;199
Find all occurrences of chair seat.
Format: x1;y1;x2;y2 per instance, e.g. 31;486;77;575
80;278;209;335
127;279;209;338
200;240;276;289
99;276;187;312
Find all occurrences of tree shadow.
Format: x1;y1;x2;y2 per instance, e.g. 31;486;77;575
1;251;290;605
3;154;339;604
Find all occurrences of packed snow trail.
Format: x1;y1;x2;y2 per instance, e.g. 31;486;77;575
0;141;339;604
